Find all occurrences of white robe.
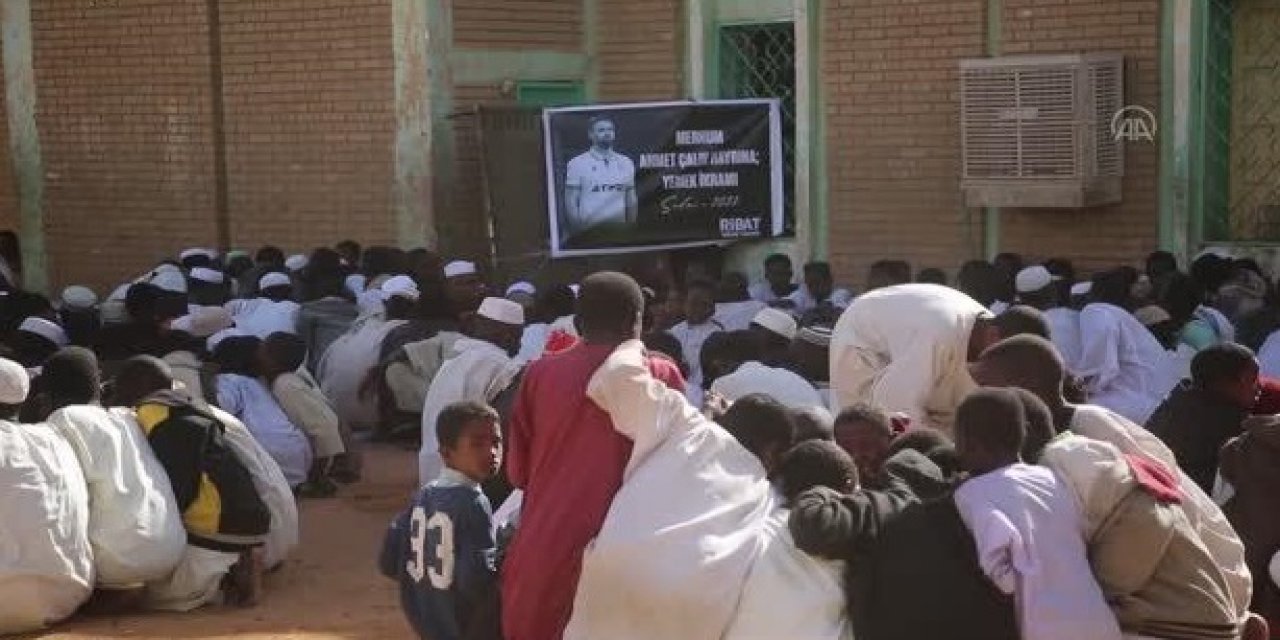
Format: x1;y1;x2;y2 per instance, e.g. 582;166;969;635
1075;303;1171;425
954;463;1122;640
224;298;301;339
1068;404;1253;619
516;322;550;363
0;420;93;634
668;319;725;407
722;507;852;640
710;361;825;410
216;373;313;487
830;283;988;433
1043;307;1083;373
318;315;407;430
715;300;768;331
786;286;853;317
47;405;186;588
1258;329;1280;379
564;340;777;640
209;407;300;571
418;337;522;486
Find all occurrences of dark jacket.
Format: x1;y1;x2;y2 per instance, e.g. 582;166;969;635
1146;381;1246;493
788;449;950;640
1220;418;1280;632
135;389;271;551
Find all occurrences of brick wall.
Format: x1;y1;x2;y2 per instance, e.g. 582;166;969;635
822;0;987;287
454;0;582;51
998;0;1161;275
220;0;395;255
31;0;218;292
596;0;683;101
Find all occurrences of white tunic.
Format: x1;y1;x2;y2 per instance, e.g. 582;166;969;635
715;300;768;331
0;420;92;634
516;322;551;363
564;340;776;640
1068;404;1252;619
216;373;313;487
418;338;522;486
209;407;300;571
830;283;989;433
1258;329;1280;379
318;315;407;430
955;463;1122;640
1043;307;1083;373
47;406;185;588
786;286;853;317
710;361;825;410
224;298;301;338
1075;303;1171;425
668;319;726;407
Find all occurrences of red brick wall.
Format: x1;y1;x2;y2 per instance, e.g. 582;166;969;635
220;0;395;255
31;0;218;292
998;0;1161;274
596;0;683;101
454;0;582;51
822;0;987;285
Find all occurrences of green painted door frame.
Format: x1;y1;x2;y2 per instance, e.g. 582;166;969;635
983;0;1002;261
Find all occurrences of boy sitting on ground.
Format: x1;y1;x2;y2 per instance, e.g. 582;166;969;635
261;332;346;497
381;401;503;640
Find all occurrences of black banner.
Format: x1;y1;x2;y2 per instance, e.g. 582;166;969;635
543;100;783;257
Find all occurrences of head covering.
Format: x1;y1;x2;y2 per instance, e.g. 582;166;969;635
0;357;30;404
19;316;69;347
207;327;247;353
1070;281;1092;297
506;281;537;297
796;325;833;348
60;285;98;310
180;248;217;262
1015;266;1059;294
380;275;420;301
171;307;234;338
751;308;798;341
1134;305;1172;327
444;260;478;279
285;254;309;272
190;267;225;284
150;269;188;294
258;272;291;290
478;297;525;326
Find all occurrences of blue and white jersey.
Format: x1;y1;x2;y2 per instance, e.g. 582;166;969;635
381;468;498;640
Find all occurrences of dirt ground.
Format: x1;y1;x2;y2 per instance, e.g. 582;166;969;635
33;443;420;640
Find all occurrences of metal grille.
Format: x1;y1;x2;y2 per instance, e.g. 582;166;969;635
719;23;796;235
1204;0;1280;241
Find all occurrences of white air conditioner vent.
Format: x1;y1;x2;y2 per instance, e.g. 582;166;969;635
960;53;1124;209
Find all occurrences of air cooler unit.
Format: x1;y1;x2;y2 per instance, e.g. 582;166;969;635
960;53;1124;208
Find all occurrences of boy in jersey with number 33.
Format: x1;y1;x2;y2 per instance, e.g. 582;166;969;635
381;401;504;640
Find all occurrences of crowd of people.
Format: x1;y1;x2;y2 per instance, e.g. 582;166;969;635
2;240;1280;640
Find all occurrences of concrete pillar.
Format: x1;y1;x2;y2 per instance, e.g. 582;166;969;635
392;0;450;250
2;0;47;292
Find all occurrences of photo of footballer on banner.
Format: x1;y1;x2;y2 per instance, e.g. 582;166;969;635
542;99;784;257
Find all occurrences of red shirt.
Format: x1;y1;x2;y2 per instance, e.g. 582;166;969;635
501;342;685;640
1255;377;1280;415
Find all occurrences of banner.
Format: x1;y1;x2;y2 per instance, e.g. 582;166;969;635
542;99;783;257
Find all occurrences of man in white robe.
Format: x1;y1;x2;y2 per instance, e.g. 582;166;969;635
564;340;777;640
830;283;1000;434
225;272;301;339
1076;300;1174;424
0;357;93;634
319;281;411;430
418;298;525;486
1014;266;1083;373
42;347;186;592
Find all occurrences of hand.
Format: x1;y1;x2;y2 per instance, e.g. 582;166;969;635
703;391;731;420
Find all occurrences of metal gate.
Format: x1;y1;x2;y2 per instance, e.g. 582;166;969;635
718;22;797;236
1202;0;1280;242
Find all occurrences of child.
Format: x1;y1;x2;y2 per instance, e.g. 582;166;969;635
952;387;1121;640
260;332;346;497
212;334;313;488
832;403;896;489
381;401;502;640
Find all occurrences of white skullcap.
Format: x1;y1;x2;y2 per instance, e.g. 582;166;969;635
569;284;581;298
285;254;309;272
171;307;234;338
478;297;525;326
19;316;69;347
0;357;30;404
150;269;188;294
751;308;797;341
180;247;217;261
1014;266;1059;294
258;272;291;290
380;275;420;301
505;281;537;298
61;285;98;310
1070;281;1093;296
190;267;225;284
207;327;247;353
444;260;478;279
